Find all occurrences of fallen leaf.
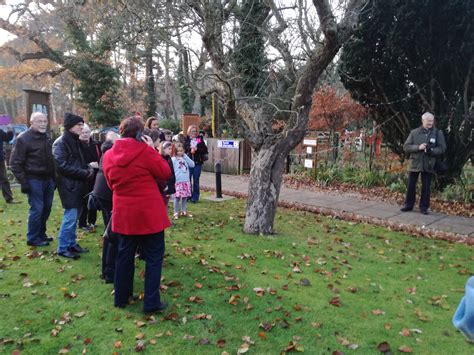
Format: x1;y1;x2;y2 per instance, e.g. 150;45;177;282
195;282;203;289
400;328;410;337
398;345;413;353
228;294;240;305
329;297;342;307
183;335;195;340
114;341;122;349
83;338;92;345
372;309;385;316
135;333;145;340
197;338;210;345
135;340;146;352
217;338;226;348
192;313;212;320
377;341;391;353
74;311;86;318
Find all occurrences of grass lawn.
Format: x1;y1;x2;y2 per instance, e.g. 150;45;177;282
0;189;473;354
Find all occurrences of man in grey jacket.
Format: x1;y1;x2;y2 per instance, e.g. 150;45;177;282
401;112;446;214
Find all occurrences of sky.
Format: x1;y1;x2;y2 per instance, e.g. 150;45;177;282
0;0;20;45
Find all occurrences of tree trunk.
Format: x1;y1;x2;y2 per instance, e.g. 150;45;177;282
244;145;287;234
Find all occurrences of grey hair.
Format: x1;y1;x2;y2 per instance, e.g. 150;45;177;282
422;112;434;121
30;112;46;123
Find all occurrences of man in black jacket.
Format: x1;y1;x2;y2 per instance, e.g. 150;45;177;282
10;112;56;246
52;113;94;259
0;124;19;204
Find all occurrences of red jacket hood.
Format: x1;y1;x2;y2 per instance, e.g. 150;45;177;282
107;138;148;167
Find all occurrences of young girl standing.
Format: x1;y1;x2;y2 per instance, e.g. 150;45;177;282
159;141;175;208
171;143;195;219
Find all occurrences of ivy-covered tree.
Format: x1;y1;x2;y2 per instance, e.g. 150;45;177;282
177;49;195;113
339;0;473;185
232;0;270;97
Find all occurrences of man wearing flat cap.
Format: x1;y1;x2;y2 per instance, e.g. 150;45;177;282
52;113;94;259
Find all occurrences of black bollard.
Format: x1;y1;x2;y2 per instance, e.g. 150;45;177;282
215;162;222;198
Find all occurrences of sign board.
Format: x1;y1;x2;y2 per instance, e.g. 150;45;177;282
303;139;317;146
0;115;12;125
217;139;239;149
306;147;313;154
304;159;313;168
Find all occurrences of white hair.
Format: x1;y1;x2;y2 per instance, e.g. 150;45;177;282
105;131;120;142
30;112;46;123
422;112;434;121
82;123;91;133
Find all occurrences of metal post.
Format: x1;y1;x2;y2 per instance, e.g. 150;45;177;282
215;162;222;198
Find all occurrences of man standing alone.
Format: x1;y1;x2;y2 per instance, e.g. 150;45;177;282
401;112;446;215
10;112;56;246
53;113;93;259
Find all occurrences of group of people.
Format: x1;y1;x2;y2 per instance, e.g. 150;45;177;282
5;112;207;313
1;110;450;314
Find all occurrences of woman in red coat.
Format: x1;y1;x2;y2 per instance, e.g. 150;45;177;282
103;117;171;313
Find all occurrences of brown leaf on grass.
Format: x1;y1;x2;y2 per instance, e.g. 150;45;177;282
398;345;413;353
188;296;204;303
258;332;267;339
377;341;391;353
135;340;146;352
346;287;358;293
228;294;240;305
253;287;265;297
58;348;70;354
237;343;249;354
217;338;226;348
183;334;194;340
384;323;392;330
64;292;77;299
259;322;273;332
329;297;342;307
415;308;429;322
283;340;304;352
294;304;302;311
400;328;410;337
163;313;178;321
114;341;122;349
134;320;146;328
192;313;212;320
83;338;92;345
74;311;86;318
149;339;157;345
135;333;145;340
197;338;210;345
371;309;385;316
195;282;203;289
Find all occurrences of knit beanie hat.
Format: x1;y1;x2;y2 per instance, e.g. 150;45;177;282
453;276;474;342
64;113;84;130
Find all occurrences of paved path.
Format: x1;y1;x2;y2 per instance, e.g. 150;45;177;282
200;172;474;237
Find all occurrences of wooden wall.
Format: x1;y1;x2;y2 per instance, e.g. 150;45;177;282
202;138;251;175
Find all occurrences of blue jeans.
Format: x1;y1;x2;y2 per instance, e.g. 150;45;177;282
26;178;55;244
189;163;202;202
115;232;165;312
57;208;78;252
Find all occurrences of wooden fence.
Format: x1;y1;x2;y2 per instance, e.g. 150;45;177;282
202;138;251;175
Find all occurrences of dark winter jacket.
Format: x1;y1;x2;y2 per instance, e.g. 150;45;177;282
403;127;446;173
80;138;101;192
52;130;92;209
184;135;208;165
9;128;55;186
160;154;176;195
0;129;14;161
93;140;113;203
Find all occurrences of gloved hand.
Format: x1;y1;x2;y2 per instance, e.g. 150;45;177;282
21;183;31;194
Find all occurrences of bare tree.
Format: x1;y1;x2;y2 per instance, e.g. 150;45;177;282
186;0;368;234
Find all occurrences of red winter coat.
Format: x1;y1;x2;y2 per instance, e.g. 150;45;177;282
103;138;171;236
